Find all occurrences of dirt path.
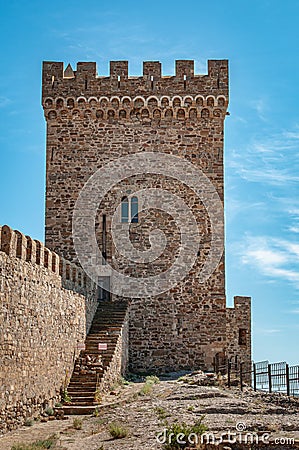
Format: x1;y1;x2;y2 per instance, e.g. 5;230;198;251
1;374;299;449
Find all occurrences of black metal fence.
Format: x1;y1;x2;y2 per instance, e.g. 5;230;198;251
215;357;299;398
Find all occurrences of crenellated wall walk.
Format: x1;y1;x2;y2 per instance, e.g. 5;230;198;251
0;225;98;432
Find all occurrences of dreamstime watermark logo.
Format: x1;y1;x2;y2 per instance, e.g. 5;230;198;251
72;152;224;298
156;422;295;446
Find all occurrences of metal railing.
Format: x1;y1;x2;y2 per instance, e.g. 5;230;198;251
214;356;299;398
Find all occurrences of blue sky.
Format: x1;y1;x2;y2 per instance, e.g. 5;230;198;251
0;0;298;364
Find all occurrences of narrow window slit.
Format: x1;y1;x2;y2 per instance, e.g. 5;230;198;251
121;196;129;223
131;197;138;223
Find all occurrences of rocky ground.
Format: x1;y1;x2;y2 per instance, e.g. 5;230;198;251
1;371;299;450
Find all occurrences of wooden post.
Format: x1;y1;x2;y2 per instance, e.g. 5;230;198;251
268;364;272;393
227;360;231;388
286;364;290;397
240;362;244;391
253;363;257;391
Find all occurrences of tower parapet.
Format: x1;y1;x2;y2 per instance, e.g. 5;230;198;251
42;60;229;124
42;59;228;101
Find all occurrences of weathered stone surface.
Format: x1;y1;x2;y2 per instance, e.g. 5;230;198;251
42;59;251;374
0;227;98;432
1;374;299;449
0;58;252;435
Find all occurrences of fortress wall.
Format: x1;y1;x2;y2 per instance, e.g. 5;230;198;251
0;225;98;432
226;296;252;368
42;59;229;373
41;58;251;374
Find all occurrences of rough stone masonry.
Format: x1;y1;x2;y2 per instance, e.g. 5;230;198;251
42;59;251;373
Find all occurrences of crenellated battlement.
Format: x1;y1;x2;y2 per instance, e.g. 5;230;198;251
42;59;229;102
0;224;99;432
232;295;251;311
0;225;95;296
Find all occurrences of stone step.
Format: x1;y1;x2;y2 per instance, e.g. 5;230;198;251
83;349;115;354
90;322;123;325
67;395;95;401
92;315;125;318
96;305;127;310
90;320;124;324
67;400;99;406
68;380;98;385
88;329;121;334
85;331;120;341
92;318;125;321
66;402;97;407
68;385;97;391
86;339;119;342
92;312;125;314
88;336;120;340
87;334;120;339
68;384;97;390
80;350;115;355
68;390;96;395
70;379;98;384
91;324;124;327
85;340;118;344
85;335;119;339
61;405;99;415
90;323;123;326
68;395;96;400
70;376;97;382
70;372;97;377
85;338;117;342
92;317;126;321
66;301;128;412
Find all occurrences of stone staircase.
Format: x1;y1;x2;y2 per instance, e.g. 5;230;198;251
62;301;129;415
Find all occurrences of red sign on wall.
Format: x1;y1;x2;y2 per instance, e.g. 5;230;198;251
98;343;108;351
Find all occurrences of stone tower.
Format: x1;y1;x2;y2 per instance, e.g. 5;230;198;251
42;59;251;373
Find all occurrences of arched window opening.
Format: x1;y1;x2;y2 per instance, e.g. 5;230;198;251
131;197;138;223
121;196;129;223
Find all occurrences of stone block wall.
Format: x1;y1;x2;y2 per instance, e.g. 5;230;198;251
226;296;252;368
42;59;232;373
41;58;251;374
0;225;98;432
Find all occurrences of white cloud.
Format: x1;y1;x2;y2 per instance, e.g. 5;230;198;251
227;127;299;186
250;98;268;121
283;131;299;140
288;208;299;216
256;328;281;335
240;235;299;288
225;197;266;223
242;244;286;267
233;166;299;185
